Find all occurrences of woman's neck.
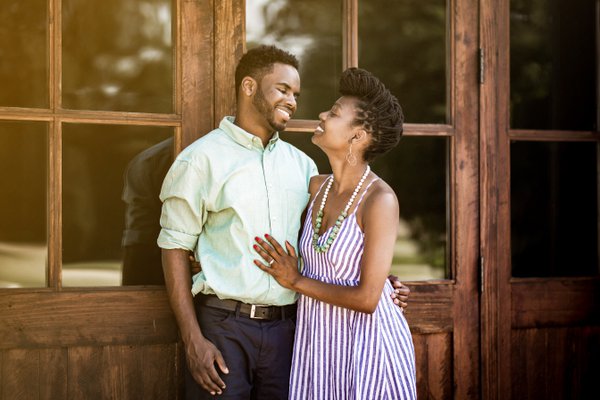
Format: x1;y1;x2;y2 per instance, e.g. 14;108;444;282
328;158;370;194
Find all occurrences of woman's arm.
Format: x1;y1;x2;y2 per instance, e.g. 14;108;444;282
254;186;399;314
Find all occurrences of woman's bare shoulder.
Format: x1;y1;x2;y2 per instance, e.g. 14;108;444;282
309;174;331;195
361;177;400;215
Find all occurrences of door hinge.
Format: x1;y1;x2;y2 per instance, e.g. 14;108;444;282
478;48;485;84
480;256;485;293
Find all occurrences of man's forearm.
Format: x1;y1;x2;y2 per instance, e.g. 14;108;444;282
161;248;204;342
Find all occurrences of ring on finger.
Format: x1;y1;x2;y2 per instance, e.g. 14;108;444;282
269;259;275;265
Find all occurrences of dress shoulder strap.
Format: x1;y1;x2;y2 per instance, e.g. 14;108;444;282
355;177;380;209
308;175;333;210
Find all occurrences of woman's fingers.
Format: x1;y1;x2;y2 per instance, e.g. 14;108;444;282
253;243;274;265
263;234;286;256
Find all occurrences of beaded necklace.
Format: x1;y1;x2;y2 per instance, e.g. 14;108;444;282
312;165;371;253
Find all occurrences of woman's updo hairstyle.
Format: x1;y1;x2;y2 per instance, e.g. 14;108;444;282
339;67;404;162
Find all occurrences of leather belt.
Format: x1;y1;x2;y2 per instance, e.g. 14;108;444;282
197;294;296;320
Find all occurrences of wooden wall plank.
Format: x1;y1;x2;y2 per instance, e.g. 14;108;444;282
39;348;68;400
511;326;600;400
426;333;453;399
547;327;567;399
181;0;214;147
570;326;600;399
412;333;453;399
413;335;428;399
1;349;40;399
0;290;178;348
213;0;244;126
67;347;104;399
120;344;179;399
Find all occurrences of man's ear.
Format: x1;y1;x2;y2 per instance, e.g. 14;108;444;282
241;77;257;97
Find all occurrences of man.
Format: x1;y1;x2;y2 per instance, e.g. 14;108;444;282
158;45;409;399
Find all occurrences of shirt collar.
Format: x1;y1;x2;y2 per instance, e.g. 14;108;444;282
220;116;280;151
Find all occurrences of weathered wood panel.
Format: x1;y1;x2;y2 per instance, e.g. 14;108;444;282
414;333;453;400
511;326;600;400
511;278;600;328
403;283;454;334
0;345;179;400
0;290;178;349
1;349;41;399
39;348;68;400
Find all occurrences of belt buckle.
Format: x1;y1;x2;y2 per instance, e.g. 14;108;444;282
250;304;269;320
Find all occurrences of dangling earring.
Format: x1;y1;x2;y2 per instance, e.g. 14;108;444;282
346;142;357;166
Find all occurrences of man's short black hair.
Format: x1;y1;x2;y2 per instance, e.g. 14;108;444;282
235;45;299;97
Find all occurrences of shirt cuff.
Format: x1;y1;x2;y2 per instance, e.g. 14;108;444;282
157;228;198;251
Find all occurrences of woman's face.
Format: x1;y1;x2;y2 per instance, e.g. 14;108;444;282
312;96;362;154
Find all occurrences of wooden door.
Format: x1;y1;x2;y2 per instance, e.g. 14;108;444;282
480;0;600;398
0;1;241;398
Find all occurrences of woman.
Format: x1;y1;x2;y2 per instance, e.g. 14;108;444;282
253;67;416;399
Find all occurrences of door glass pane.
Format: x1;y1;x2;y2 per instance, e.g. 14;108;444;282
511;141;599;277
510;0;598;130
0;0;48;108
62;124;174;286
62;0;174;113
0;121;48;288
282;132;449;281
246;0;342;119
358;0;447;124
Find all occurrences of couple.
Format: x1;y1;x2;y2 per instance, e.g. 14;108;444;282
158;45;416;399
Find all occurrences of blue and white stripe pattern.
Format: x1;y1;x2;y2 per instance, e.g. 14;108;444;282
290;178;417;400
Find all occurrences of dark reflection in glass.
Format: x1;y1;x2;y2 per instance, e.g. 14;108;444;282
62;124;173;286
358;0;447;124
62;0;174;113
0;0;48;108
282;131;449;281
246;0;342;119
373;136;449;280
0;121;48;288
511;141;599;277
510;0;597;130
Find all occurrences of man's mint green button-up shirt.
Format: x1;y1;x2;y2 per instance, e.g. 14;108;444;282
157;117;318;306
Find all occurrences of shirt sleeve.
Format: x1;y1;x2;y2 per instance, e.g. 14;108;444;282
308;158;319;178
157;159;207;251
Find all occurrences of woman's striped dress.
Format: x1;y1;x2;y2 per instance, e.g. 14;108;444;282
290;178;417;400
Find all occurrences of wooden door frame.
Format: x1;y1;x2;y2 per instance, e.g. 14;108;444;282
479;0;510;397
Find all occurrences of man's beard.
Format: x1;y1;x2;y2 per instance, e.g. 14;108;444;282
253;89;286;132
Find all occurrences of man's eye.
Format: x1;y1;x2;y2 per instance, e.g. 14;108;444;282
278;89;286;94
